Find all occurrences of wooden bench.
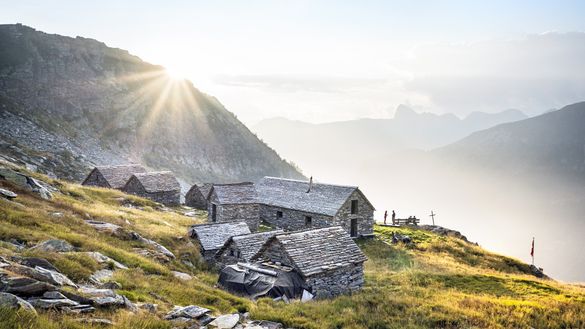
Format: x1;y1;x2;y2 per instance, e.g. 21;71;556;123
392;218;420;226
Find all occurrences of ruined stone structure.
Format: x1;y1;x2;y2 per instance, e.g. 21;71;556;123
207;183;260;231
252;226;367;299
256;177;375;238
81;164;146;190
188;222;251;262
215;230;284;267
185;183;213;210
122;171;180;206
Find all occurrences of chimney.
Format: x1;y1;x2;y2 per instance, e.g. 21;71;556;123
306;176;313;193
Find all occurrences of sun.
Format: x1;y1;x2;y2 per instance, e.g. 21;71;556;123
164;65;187;80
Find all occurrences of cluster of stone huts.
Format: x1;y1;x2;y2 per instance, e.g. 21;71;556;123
81;164;181;206
82;166;374;299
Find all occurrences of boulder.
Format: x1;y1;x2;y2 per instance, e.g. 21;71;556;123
74;318;113;326
164;305;211;320
42;291;67;299
137;302;158;313
31;239;74;252
0;292;37;314
0;168;52;199
85;220;123;235
29;297;79;309
89;269;114;285
1;276;56;296
77;286;125;308
100;281;122;290
84;252;128;270
17;257;59;272
62;304;96;314
391;232;413;245
7;264;76;287
209;314;240;329
0;187;17;199
130;232;175;260
172;271;193;281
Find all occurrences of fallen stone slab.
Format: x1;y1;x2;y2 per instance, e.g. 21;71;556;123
62;304;96;314
16;257;60;272
8;264;77;287
84;252;128;270
77;286;125;308
209;314;240;329
42;291;67;299
0;168;53;200
31;239;74;253
29;297;79;309
164;305;211;320
1;276;56;296
0;292;37;314
0;187;17;199
85;220;123;235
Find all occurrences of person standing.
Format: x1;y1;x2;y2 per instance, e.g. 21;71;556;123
384;210;388;225
392;210;396;225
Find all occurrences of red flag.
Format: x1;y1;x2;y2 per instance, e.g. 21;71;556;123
530;238;534;257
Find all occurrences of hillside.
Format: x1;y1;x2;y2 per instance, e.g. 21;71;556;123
0;24;302;185
435;101;585;185
1;163;583;329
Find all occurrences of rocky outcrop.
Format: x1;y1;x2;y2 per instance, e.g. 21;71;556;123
0;24;303;184
31;239;74;253
0;292;37;314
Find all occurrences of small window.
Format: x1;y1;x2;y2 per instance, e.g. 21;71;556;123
229;249;235;256
276;211;283;219
305;216;312;227
236;251;241;258
350;200;358;214
211;204;217;222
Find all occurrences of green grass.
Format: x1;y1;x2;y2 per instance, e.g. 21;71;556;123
0;167;584;329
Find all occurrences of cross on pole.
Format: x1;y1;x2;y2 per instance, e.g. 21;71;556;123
430;211;436;225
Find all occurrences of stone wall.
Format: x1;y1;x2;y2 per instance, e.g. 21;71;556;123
185;189;207;210
306;263;365;299
215;244;242;267
260;205;334;232
123;177;180;206
208;193;260;231
81;170;110;188
259;190;374;237
257;240;295;266
335;190;375;237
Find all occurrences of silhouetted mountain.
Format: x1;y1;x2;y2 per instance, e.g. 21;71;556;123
436;101;585;184
0;24;302;184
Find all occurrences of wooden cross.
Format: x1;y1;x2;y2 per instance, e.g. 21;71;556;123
430;211;436;225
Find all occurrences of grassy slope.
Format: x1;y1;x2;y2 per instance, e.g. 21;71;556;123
0;167;584;329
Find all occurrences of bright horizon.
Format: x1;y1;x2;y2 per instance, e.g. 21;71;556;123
2;0;585;124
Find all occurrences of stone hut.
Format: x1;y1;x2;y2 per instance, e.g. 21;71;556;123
185;183;213;210
208;182;260;231
122;171;181;206
81;164;146;190
215;229;284;266
251;226;367;299
256;177;375;238
188;222;251;262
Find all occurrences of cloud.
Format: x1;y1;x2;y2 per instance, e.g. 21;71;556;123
213;74;388;94
398;32;585;114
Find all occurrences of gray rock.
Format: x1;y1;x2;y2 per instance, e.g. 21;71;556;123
130;232;176;259
0;168;52;199
84;252;128;270
62;304;96;314
165;305;211;320
85;220;123;235
89;269;114;284
77;286;125;308
17;257;59;272
74;318;113;326
172;271;193;281
209;314;240;329
1;276;56;296
42;291;67;299
100;281;122;290
122;295;137;312
31;239;74;252
33;266;77;287
29;297;79;309
137;302;158;313
391;232;412;244
0;187;17;199
0;292;37;314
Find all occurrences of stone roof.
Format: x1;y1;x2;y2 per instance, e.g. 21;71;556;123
256;177;362;216
216;230;284;261
186;183;213;200
253;226;367;277
189;222;251;251
129;171;180;193
87;164;147;189
211;182;256;204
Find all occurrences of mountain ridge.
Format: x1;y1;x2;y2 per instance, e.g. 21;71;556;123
0;24;303;185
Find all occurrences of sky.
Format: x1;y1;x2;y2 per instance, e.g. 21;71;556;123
1;0;585;124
